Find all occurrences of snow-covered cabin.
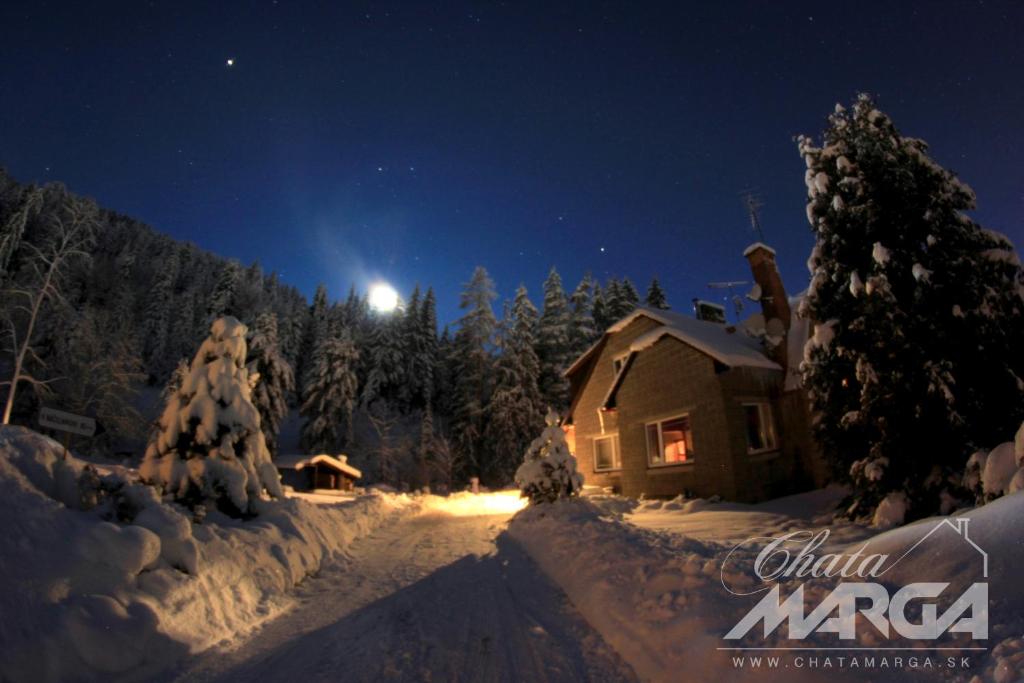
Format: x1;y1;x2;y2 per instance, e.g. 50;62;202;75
563;243;827;502
276;454;362;492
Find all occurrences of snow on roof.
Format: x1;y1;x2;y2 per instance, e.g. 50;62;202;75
742;242;777;257
276;454;362;479
609;307;781;370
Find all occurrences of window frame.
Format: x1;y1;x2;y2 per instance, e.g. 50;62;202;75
593;433;622;472
611;352;629;376
645;413;695;468
743;402;779;454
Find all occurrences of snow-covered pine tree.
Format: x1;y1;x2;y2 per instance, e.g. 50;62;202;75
487;285;545;485
418;287;440;407
0;185;41;279
141;316;283;516
449;267;497;482
143;246;180;376
568;275;598;358
362;309;407;410
515;408;584;504
298;283;330;395
620;277;640;311
54;306;146;445
645;277;670;309
207;259;242;320
799;94;1024;519
247;311;295;456
433;325;456;418
591;282;611;331
536;267;572;411
401;286;426;407
602;278;625;322
300;330;360;452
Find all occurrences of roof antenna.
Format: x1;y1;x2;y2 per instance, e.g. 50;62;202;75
740;190;766;242
706;280;750;321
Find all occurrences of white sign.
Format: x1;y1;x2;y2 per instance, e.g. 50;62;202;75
38;407;96;437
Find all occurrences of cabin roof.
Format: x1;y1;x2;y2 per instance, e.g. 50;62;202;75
276;454;362;479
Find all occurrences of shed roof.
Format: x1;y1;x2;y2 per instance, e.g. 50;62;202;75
276;454;362;479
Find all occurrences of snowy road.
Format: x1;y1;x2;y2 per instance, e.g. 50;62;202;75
173;500;636;683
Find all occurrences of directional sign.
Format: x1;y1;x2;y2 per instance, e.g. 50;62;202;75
38;407;96;437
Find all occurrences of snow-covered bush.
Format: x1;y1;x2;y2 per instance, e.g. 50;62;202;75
963;422;1024;504
514;409;584;504
140;316;283;516
871;491;908;529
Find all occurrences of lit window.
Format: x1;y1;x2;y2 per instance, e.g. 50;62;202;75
594;434;621;471
646;415;694;466
744;403;778;453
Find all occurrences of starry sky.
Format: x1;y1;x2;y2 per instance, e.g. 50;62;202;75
1;1;1022;323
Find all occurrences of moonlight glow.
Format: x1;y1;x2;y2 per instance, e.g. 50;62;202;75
368;283;399;313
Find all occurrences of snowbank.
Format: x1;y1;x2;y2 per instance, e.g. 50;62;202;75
512;486;1017;682
509;499;743;682
0;426;416;682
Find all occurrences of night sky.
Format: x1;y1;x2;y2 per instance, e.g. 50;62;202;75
2;1;1022;323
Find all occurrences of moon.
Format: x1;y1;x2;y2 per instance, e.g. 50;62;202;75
368;282;400;313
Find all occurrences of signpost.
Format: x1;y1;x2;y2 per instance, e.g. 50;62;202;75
38;407;96;459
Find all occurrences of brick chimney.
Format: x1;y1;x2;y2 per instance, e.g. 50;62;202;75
744;242;791;368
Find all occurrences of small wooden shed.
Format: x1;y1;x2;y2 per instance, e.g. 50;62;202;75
277;454;362;492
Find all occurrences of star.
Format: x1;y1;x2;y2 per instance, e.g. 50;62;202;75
226;58;234;67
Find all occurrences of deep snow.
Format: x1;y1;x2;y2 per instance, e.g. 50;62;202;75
510;488;1020;682
0;426;417;682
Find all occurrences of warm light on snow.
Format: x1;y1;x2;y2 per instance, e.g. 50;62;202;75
368;282;399;313
427;491;527;517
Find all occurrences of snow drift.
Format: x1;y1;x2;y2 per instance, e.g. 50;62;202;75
512;489;1024;682
0;426;416;682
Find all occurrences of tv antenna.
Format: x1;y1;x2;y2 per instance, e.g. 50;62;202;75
707;280;751;320
740;191;766;242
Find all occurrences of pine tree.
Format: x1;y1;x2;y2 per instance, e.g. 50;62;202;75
568;275;598;358
299;283;330;393
141;317;283;516
207;260;242;320
449;267;497;481
0;185;41;279
487;285;545;486
143;247;180;375
433;325;456;418
620;277;640;311
362;310;407;410
514;409;584;505
603;278;625;321
301;331;360;452
645;277;670;309
419;287;440;406
247;312;295;456
591;282;611;332
536;267;572;411
799;94;1024;519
